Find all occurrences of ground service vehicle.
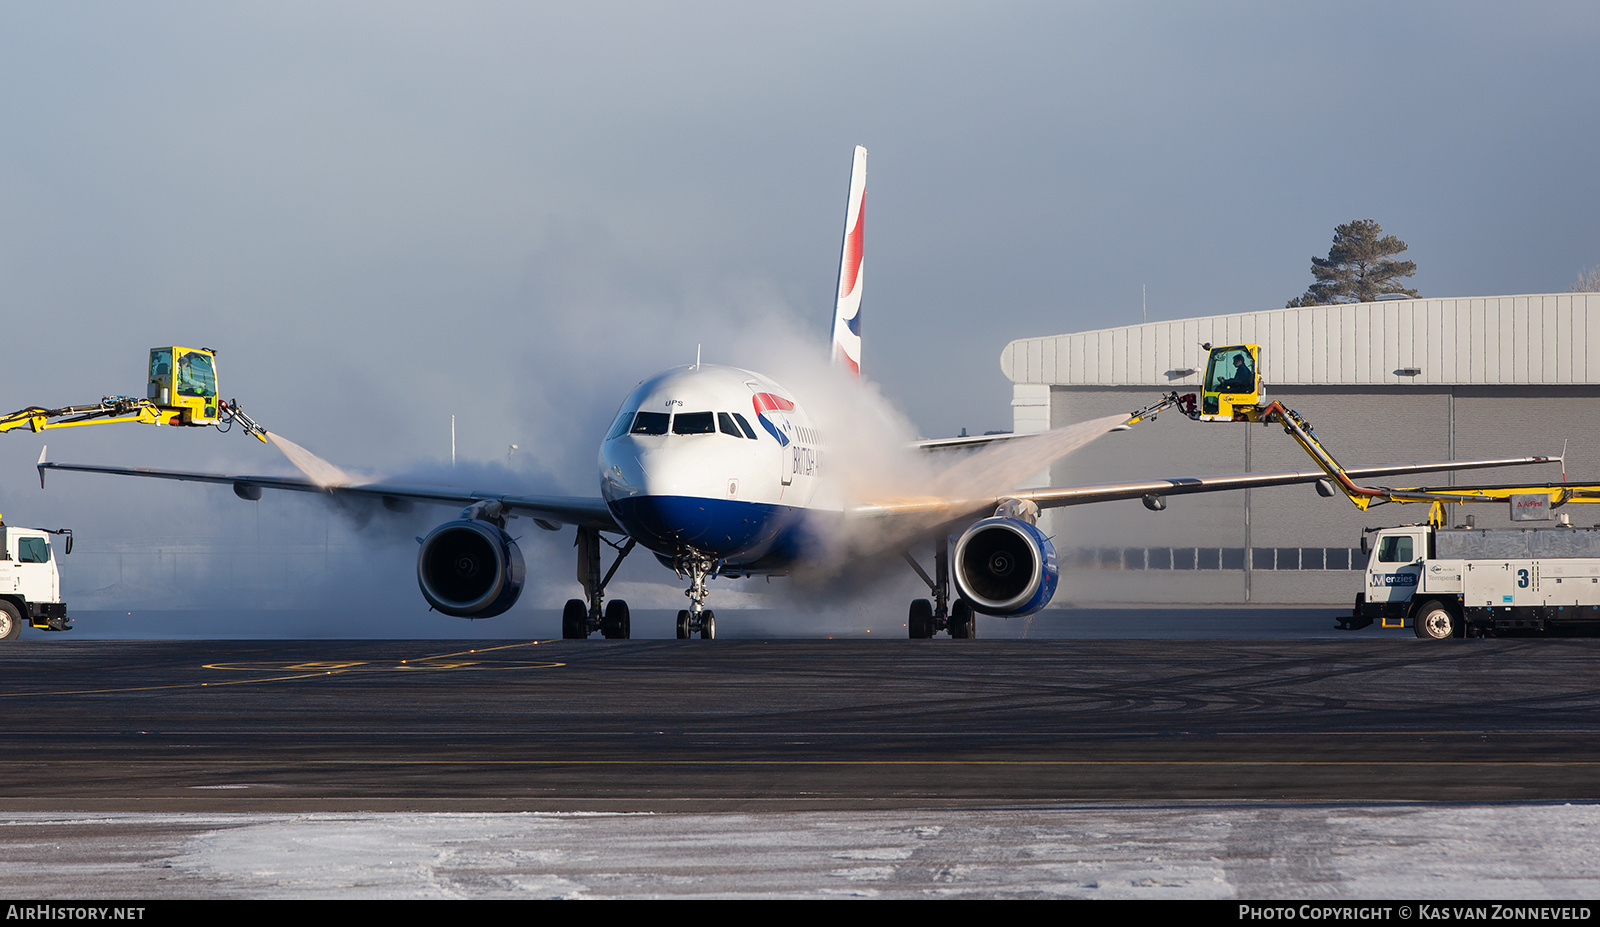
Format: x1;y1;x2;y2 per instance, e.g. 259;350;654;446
0;519;72;640
1128;343;1587;523
0;346;266;442
1126;342;1469;512
1356;522;1600;639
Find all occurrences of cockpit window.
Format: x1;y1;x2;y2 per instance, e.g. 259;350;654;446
672;411;716;435
629;412;670;435
730;412;758;440
718;413;744;438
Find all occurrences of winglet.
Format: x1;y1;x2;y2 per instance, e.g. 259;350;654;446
830;145;867;378
37;445;46;489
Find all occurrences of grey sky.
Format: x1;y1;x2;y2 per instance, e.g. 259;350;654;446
0;3;1596;620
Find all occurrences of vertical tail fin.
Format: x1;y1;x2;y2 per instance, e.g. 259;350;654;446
830;145;867;378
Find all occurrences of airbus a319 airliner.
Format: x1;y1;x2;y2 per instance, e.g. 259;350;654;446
40;147;1548;639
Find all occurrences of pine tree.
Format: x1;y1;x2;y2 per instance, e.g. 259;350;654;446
1286;219;1418;307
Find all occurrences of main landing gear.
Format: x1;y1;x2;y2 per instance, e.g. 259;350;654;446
562;527;637;639
904;536;977;639
673;553;718;639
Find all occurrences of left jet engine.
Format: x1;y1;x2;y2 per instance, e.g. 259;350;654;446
416;519;526;618
951;516;1059;616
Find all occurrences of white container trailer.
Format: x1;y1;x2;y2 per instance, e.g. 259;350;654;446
1354;524;1600;639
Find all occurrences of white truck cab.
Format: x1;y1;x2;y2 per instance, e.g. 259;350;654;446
0;521;72;640
1359;525;1430;628
1354;523;1600;639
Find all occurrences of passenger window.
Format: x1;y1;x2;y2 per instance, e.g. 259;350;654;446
673;412;716;435
18;538;49;564
730;412;758;440
718;413;744;438
629;412;670;435
1377;536;1414;563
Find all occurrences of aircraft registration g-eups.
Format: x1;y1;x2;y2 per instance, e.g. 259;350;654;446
40;147;1551;639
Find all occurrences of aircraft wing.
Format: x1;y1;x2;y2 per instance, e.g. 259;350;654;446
846;455;1556;521
912;432;1032;452
1016;456;1556;510
37;460;620;531
39;453;1554;537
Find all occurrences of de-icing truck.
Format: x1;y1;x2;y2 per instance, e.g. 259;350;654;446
1356;522;1600;639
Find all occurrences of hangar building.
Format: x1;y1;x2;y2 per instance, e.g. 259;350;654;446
1001;293;1600;606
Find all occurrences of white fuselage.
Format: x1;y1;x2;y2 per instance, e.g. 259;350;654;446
597;365;837;570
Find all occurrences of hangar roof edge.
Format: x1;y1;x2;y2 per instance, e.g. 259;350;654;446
1000;293;1600;388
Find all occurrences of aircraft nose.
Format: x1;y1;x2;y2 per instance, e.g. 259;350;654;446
602;444;699;500
626;446;697;497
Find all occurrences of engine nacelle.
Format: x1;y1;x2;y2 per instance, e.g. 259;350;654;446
416;519;526;618
952;516;1059;616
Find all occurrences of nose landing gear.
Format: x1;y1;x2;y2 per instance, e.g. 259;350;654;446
673;553;719;639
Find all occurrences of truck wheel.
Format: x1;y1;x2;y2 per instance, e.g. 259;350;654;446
1413;600;1458;640
0;602;21;641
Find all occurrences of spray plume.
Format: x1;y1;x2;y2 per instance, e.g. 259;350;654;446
723;348;1124;592
924;414;1130;503
267;431;354;488
815;412;1127;575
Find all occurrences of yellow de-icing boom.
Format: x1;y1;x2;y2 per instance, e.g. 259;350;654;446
1363;482;1600;527
0;346;267;442
1124;342;1587;525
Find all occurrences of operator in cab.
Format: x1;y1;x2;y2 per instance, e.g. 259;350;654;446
1217;351;1255;393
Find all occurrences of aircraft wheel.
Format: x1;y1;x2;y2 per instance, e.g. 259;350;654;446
949;599;976;639
908;599;933;639
701;610;716;640
561;599;588;639
602;600;631;639
0;601;21;641
1413;600;1457;640
676;609;691;640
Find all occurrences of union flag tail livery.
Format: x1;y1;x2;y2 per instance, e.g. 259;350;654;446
830;145;867;377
